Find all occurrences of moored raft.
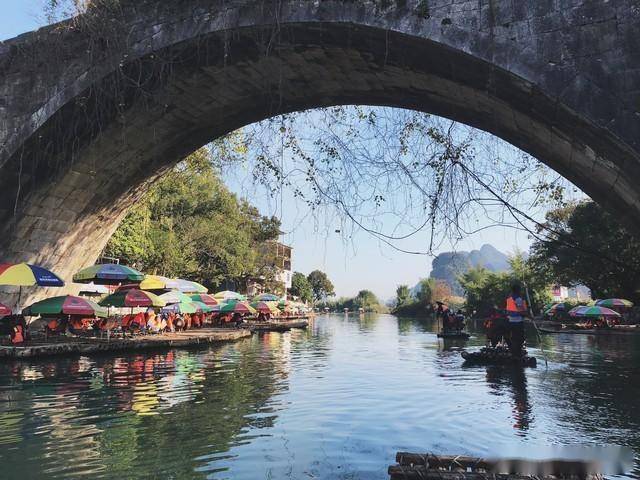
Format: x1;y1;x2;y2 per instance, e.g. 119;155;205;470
0;328;251;359
539;326;640;335
389;452;604;480
461;346;537;367
247;319;309;332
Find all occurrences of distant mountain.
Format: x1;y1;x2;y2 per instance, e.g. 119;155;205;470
429;244;510;296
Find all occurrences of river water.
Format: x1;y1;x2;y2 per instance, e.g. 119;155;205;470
0;314;639;479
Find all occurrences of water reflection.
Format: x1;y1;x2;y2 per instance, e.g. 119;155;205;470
484;366;533;435
0;315;638;479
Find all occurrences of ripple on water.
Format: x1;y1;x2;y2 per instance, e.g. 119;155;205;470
0;315;638;479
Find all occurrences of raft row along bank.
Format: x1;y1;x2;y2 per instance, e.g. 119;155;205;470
247;320;309;332
0;328;251;359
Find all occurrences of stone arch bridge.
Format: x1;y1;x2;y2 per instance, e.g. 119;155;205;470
0;0;639;298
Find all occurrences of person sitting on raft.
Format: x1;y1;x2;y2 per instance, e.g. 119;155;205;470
454;310;465;332
484;307;507;347
505;284;528;357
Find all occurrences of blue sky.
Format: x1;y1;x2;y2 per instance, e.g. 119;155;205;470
2;4;553;301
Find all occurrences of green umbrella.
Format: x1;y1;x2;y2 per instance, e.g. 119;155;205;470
100;289;166;308
217;301;256;315
595;298;633;308
23;295;108;318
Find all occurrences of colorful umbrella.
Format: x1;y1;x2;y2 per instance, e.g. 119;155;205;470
544;303;567;315
250;301;280;314
78;282;111;297
73;264;144;285
253;293;280;302
23;295;108;318
161;301;198;314
213;290;245;301
191;301;214;313
158;291;194;305
138;275;178;291
189;294;218;306
0;263;64;287
175;279;208;294
0;303;11;317
217;301;256;315
569;305;621;317
99;289;166;308
595;298;634;308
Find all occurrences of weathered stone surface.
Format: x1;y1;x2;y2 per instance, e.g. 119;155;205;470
0;0;639;302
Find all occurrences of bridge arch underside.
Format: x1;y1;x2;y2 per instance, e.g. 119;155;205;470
1;22;639;297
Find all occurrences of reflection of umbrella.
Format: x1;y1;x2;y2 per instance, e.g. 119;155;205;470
569;305;621;317
218;301;256;315
253;293;280;302
78;282;111;297
595;298;633;308
73;264;144;285
250;301;280;314
0;263;64;287
189;294;218;306
100;289;166;308
0;303;11;317
23;295;108;318
213;290;245;301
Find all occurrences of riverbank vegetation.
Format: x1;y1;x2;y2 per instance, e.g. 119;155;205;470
320;290;388;313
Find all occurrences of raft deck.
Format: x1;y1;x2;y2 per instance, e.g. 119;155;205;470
389;452;603;480
0;328;251;359
461;347;537;367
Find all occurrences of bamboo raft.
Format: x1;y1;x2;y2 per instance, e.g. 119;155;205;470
0;328;251;359
437;331;471;339
389;453;604;480
247;320;309;332
461;347;537;367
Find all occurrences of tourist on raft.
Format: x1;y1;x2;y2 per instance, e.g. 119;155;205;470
505;284;528;357
484;307;507;347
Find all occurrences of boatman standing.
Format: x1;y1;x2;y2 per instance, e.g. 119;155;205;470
505;284;528;357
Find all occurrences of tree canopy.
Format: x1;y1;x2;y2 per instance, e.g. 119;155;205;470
529;200;640;302
307;270;335;302
104;148;281;291
290;272;313;303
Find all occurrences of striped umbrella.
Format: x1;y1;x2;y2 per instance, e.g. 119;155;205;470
544;303;567;315
595;298;634;308
174;279;208;294
214;290;245;301
138;275;178;291
161;301;198;314
73;264;144;285
99;289;166;308
217;301;256;315
569;305;621;317
250;301;280;314
0;303;11;317
189;294;218;306
253;293;280;302
158;291;193;305
23;295;108;318
78;282;111;297
0;263;64;287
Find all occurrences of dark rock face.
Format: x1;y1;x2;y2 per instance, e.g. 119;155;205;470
0;0;639;302
430;244;510;295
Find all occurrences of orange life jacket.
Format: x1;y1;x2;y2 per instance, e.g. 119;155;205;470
505;296;527;314
12;325;24;344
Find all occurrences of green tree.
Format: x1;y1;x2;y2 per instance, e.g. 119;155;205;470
530;201;640;302
290;272;313;303
307;270;335;302
395;285;411;306
104;148;281;290
417;278;435;304
353;290;380;311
